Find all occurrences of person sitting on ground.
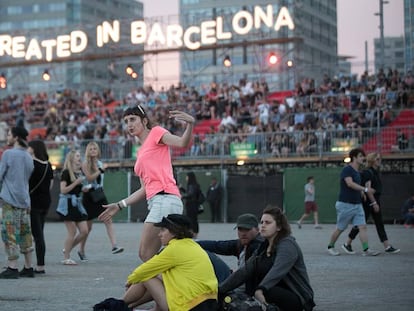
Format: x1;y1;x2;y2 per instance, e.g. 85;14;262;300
219;205;315;311
197;213;263;270
98;214;218;311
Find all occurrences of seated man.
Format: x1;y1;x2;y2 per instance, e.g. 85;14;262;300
197;213;263;269
95;214;218;311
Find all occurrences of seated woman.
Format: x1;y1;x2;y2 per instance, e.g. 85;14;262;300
219;205;315;311
123;214;218;311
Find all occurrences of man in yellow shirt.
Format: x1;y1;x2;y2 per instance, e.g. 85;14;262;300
124;214;218;311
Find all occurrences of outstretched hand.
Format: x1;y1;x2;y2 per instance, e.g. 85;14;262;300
98;203;119;222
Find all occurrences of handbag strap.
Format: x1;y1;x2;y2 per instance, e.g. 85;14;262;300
30;162;49;194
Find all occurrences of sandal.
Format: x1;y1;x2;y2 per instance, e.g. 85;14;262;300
61;258;77;265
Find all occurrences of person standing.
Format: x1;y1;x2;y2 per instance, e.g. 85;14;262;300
99;105;194;262
297;176;322;229
401;193;414;228
327;148;379;256
343;153;400;254
206;176;223;223
0;127;34;279
27;140;54;274
57;150;89;265
182;171;201;235
79;142;123;261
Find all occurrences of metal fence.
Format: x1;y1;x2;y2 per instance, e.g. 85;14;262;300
36;124;414;168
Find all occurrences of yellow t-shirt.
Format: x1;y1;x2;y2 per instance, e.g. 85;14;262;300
128;238;218;311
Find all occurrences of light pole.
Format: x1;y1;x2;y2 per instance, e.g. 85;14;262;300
375;0;389;72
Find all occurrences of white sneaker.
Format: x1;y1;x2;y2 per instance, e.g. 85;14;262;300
362;248;380;256
314;224;322;229
327;247;340;256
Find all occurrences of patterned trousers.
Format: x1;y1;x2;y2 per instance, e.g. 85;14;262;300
1;203;33;261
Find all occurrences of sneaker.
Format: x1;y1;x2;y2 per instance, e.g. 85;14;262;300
296;221;302;229
34;269;46;274
341;243;355;255
61;258;77;265
362;248;380;256
112;246;124;254
327;247;340;256
77;251;89;262
385;246;400;254
19;267;34;278
314;224;322;229
0;267;19;279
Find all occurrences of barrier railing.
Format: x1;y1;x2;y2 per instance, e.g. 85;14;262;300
34;124;414;168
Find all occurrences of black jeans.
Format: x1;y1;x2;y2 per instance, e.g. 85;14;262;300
30;210;48;266
348;199;388;243
190;299;217;311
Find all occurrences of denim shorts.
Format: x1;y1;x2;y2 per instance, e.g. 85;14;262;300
145;194;183;223
335;201;366;231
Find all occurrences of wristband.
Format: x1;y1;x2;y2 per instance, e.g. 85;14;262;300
117;202;123;210
121;199;127;208
370;202;377;206
364;187;368;193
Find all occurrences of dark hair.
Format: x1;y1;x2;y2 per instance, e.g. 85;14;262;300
28;140;49;161
307;176;313;182
262;205;291;253
11;126;28;147
186;171;198;185
349;148;365;161
123;105;152;129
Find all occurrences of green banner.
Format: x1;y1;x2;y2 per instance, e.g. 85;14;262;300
230;142;256;157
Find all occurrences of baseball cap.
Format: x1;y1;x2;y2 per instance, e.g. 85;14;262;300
154;214;192;229
234;213;259;230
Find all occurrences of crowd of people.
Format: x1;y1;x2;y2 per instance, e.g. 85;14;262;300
1;68;413;161
1;69;412;310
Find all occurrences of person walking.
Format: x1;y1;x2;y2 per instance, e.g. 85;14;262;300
99;105;194;262
78;142;123;261
297;176;322;229
57;149;89;265
219;205;315;311
27;140;54;274
327;148;379;256
206;176;223;223
0;127;34;279
343;153;400;254
181;171;202;235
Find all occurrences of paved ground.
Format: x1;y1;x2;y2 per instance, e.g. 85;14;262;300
0;221;413;311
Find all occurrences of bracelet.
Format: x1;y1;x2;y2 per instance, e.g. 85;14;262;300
117;202;123;210
370;202;377;206
364;187;368;193
121;199;127;208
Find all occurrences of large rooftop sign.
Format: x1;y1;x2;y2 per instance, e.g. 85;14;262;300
0;5;294;63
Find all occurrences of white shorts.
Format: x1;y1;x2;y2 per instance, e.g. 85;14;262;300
145;194;183;223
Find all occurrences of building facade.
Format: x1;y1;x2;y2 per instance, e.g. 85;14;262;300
179;0;338;91
374;36;405;74
0;0;144;97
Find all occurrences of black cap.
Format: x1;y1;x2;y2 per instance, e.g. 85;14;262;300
234;213;259;229
154;214;192;230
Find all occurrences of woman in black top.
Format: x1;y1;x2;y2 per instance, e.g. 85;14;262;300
219;205;315;311
182;171;201;235
28;140;54;274
58;150;88;265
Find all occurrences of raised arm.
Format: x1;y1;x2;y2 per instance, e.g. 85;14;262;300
161;110;195;148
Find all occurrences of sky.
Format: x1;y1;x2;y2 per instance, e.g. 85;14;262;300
139;0;404;88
